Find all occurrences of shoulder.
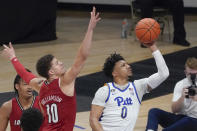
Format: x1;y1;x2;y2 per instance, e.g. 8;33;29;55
98;84;110;91
92;85;110;103
0;100;12;117
133;78;148;87
92;86;109;106
95;85;109;96
133;78;149;95
1;100;12;109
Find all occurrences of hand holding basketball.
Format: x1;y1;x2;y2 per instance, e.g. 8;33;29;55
135;18;160;44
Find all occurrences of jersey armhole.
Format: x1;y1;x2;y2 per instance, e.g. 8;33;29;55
105;83;111;103
132;82;141;104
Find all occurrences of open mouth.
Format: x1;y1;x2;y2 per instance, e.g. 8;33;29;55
27;90;33;95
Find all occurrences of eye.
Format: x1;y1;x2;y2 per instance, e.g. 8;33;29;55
121;63;126;67
58;61;62;65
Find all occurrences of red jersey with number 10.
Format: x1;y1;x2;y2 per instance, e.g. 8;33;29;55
39;78;76;131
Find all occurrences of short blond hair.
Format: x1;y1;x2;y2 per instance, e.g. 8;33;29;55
185;57;197;70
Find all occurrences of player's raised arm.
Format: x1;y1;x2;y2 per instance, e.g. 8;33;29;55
146;43;169;91
1;42;41;92
62;7;101;84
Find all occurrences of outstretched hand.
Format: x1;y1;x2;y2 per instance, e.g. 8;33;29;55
88;7;101;30
1;42;16;60
141;41;155;47
141;41;158;52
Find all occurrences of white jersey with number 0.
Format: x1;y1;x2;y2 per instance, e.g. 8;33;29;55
92;79;149;131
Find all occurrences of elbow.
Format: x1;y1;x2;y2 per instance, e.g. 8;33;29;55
164;66;170;77
160;68;169;80
89;115;95;127
165;67;170;78
80;47;90;60
163;69;169;79
80;52;88;62
89;115;100;130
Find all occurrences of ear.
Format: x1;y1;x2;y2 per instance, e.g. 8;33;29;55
15;84;20;90
48;69;55;76
112;70;117;78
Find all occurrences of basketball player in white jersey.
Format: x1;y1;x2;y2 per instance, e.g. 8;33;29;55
89;42;169;131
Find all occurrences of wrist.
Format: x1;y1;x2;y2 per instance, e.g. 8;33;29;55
87;26;94;32
11;56;17;61
149;44;158;52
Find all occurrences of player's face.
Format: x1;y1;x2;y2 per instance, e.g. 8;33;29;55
16;80;33;98
113;60;132;79
50;57;66;76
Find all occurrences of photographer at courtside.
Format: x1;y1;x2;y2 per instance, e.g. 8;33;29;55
145;57;197;131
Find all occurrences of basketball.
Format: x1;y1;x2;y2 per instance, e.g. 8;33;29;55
135;18;160;44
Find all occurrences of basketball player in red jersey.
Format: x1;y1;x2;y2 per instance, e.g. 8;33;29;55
0;70;43;131
1;7;100;131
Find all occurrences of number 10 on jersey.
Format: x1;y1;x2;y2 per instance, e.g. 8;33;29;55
46;103;59;123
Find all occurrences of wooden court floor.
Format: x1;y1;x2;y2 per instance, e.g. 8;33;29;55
0;9;197;131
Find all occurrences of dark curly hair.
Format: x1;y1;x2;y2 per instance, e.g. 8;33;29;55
103;53;124;78
20;108;43;131
14;68;31;95
36;54;54;79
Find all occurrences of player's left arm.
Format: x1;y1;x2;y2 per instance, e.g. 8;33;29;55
146;44;169;91
0;101;12;131
89;105;104;131
60;7;100;94
89;86;108;131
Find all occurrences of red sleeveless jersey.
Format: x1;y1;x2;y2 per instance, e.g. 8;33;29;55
39;79;76;131
9;95;40;131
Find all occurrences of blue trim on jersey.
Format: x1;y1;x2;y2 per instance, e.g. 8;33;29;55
105;83;111;103
112;82;130;92
99;112;104;121
132;82;141;104
74;125;85;130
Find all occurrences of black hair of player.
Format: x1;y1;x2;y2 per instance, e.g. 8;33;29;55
103;53;125;78
36;54;54;79
14;68;31;95
20;108;43;131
